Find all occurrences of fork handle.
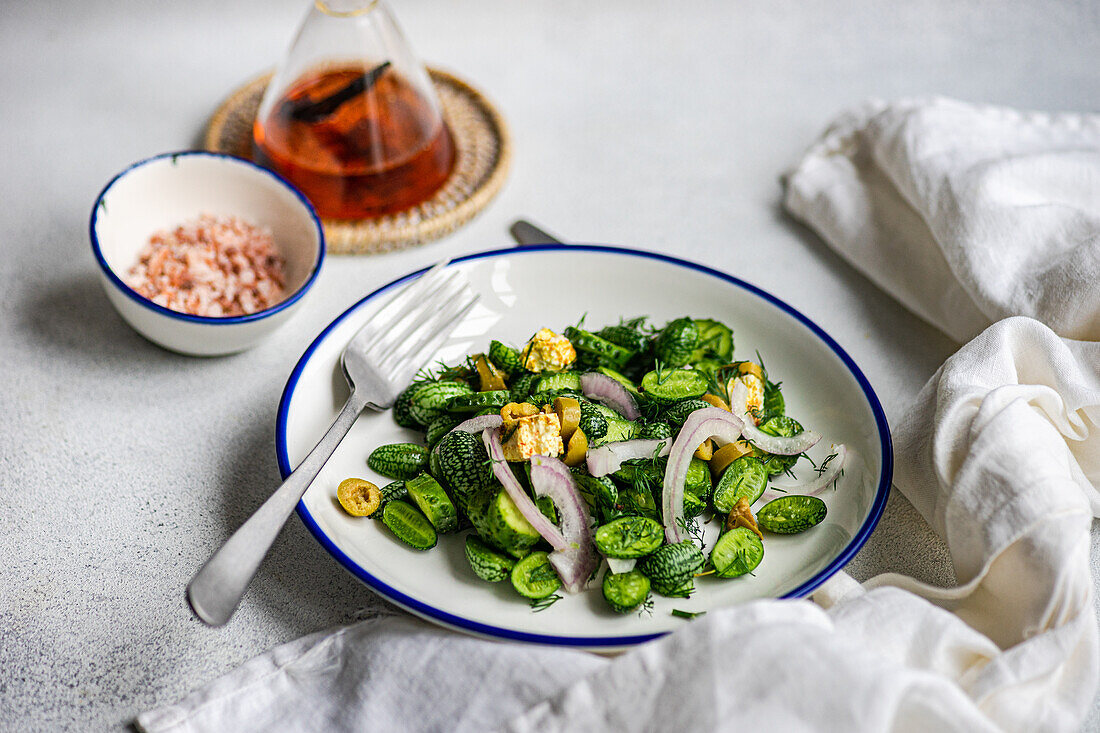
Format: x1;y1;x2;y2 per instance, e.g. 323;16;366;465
187;389;372;626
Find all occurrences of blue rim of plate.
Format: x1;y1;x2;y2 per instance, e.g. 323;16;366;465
89;150;325;325
275;244;894;647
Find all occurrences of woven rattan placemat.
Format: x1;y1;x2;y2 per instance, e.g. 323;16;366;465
204;68;511;254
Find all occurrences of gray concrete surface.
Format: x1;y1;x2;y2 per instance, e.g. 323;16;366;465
1;0;1098;728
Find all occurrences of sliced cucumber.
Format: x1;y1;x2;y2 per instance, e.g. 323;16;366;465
596;367;640;395
535;494;559;525
711;527;764;578
757;495;827;534
602;569;651;613
596;324;650;354
465;535;517;582
572;470;621;524
712;456;768;513
381;500;437;550
535;371;583;394
617;480;659;522
511;551;562;599
593;413;638;446
640;369;708;404
564;327;634;368
612;457;708;503
685;457;712;501
761;381;785;422
469;488;542;558
754;416;804;476
689;318;733;362
405;474;458;533
594;516;664;559
446;390;510;413
683;490;707;519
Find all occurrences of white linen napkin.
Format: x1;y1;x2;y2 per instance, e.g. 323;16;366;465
783;97;1100;343
139;99;1100;732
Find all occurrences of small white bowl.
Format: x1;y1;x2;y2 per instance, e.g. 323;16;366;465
90;151;325;356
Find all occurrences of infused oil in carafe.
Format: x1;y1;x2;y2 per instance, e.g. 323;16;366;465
251;0;454;220
253;64;454;219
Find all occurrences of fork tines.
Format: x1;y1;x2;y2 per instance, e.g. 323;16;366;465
356;262;480;389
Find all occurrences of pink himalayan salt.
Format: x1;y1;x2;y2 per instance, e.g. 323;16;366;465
125;214;286;317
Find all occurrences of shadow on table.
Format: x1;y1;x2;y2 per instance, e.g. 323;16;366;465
18;271;179;370
23;273;379;609
210;416;381;637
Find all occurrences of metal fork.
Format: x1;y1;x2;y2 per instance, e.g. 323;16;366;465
186;261;479;626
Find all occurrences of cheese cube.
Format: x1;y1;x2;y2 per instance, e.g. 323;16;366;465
521;328;576;372
741;373;765;424
502;412;564;461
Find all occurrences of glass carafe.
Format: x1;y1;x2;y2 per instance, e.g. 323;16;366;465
253;0;454;220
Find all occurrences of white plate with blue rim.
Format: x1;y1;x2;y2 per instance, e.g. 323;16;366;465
276;245;892;649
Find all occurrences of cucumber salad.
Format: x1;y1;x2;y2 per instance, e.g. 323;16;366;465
336;316;848;615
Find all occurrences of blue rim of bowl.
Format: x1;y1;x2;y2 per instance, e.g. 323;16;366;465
89;150;325;325
276;244;894;647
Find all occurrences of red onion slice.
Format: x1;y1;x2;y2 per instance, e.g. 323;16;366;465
531;454;599;594
482;428;568;551
606;557;636;574
662;407;745;543
449;414;503;435
586;439;671;477
580;372;640;420
759;443;848;503
729;380;821;456
548;548;595;594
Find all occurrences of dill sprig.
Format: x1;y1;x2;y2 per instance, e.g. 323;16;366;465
754;350;770;383
529;563;560;584
676;515;705;549
413;359;452;383
652;359;674;387
638;399;664;424
530;594;562;612
671;609;706;620
620;315;653;333
621;465;658;518
699;365;726;397
414;357;475;384
815;451;839;476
